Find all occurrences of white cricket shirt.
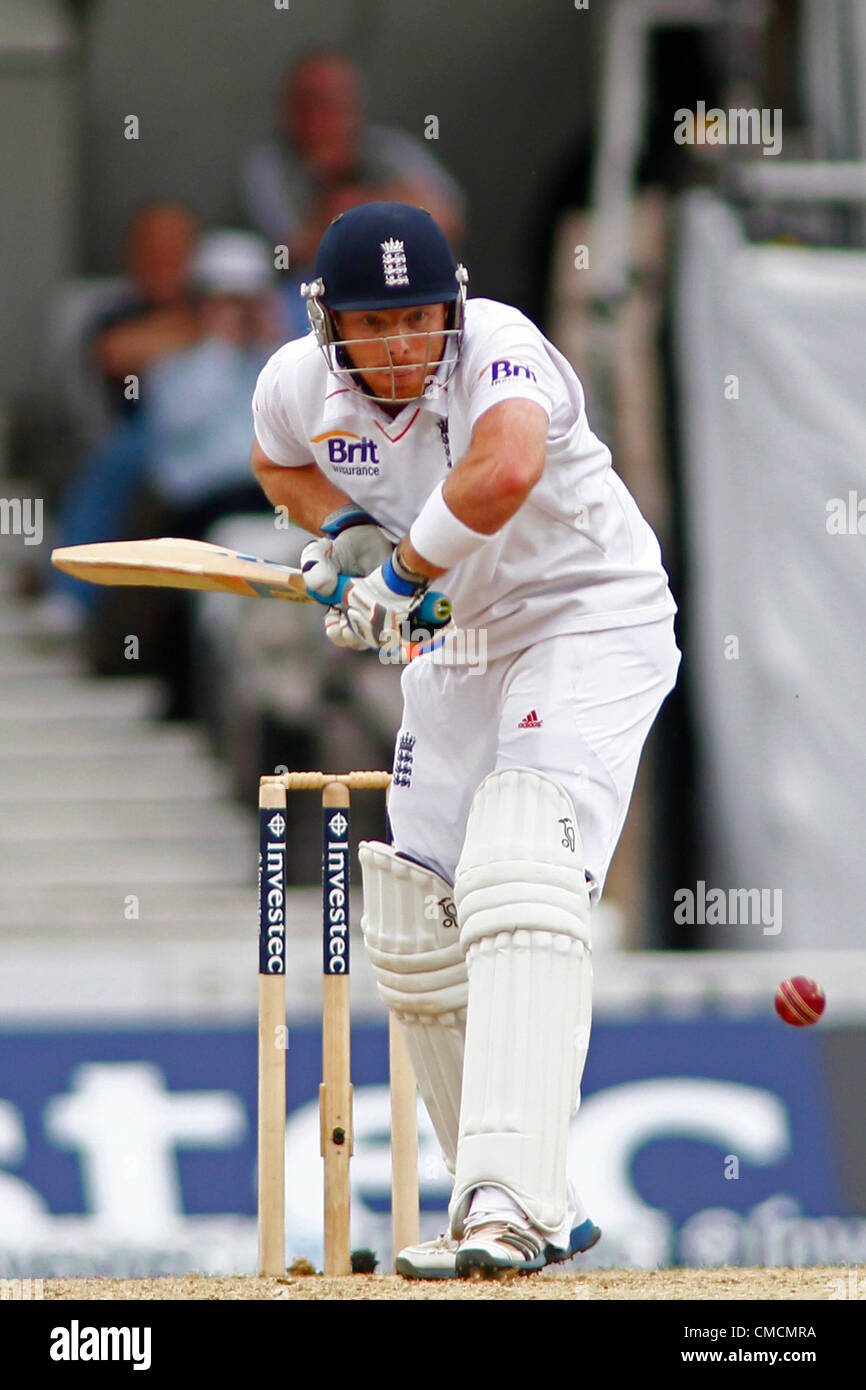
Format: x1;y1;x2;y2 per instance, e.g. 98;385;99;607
252;297;676;659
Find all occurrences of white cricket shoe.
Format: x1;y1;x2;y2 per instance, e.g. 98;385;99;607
455;1213;547;1277
395;1214;600;1280
394;1231;460;1280
455;1185;602;1279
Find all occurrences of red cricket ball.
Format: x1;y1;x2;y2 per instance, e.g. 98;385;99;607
774;976;826;1027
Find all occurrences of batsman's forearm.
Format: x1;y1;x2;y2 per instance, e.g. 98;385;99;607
398;404;548;579
397;452;538;582
442;450;539;533
251;448;353;535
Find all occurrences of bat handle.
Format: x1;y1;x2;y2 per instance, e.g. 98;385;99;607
308;574;452;630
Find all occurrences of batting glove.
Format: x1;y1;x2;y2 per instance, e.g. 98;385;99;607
341;553;430;651
323;606;369;650
301;505;395;600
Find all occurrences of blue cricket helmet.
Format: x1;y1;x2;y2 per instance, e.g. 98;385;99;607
301;202;469;402
313;202;462;310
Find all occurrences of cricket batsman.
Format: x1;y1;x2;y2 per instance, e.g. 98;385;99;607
250;202;680;1278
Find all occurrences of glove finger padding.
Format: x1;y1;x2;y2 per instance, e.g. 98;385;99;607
301;537;340;598
302;514;395;604
341;555;427;650
342;584;393;650
324;606;368;650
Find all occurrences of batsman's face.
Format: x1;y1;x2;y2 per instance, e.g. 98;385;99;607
336;304;448;402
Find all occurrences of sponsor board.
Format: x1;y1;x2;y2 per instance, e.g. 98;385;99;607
322;810;350;976
0;1022;863;1275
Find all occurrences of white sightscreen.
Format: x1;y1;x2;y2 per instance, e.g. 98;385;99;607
674;191;866;948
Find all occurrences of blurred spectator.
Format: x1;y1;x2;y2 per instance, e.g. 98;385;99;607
39;201;200;527
140;230;279;536
240;50;466;336
47;227;274;609
82;230;281;718
91;202;201;427
36;204;202;630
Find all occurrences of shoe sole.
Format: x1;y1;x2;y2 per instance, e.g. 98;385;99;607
398;1222;603;1281
394;1254;457;1280
455;1247;547;1279
456;1221;602;1280
545;1219;602;1263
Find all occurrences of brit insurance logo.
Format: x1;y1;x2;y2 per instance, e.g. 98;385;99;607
487;360;537;385
311;431;381;475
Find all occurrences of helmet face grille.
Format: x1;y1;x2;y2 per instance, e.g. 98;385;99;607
303;267;468;404
324;324;463;404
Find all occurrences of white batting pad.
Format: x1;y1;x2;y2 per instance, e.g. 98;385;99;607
456;767;592;950
359;841;467;1171
450;768;592;1234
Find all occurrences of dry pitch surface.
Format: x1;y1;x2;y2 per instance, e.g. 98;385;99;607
44;1267;845;1300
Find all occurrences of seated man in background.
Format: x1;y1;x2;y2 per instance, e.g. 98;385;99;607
59;230;279;720
44;202;200;472
36;203;201;629
99;228;281;718
140;229;280;539
240;50;465;336
91;202;202;430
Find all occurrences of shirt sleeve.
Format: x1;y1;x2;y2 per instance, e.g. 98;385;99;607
251;349;312;467
463;328;559;432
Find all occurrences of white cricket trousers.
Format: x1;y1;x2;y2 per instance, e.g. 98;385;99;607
386;616;681;901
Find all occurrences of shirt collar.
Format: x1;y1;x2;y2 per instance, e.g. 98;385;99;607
321;385;362;426
320;376;450;426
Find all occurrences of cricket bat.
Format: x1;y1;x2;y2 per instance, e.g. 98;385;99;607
51;537;452;629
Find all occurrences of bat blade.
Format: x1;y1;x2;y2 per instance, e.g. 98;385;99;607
51;538;312;603
51;536;453;630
